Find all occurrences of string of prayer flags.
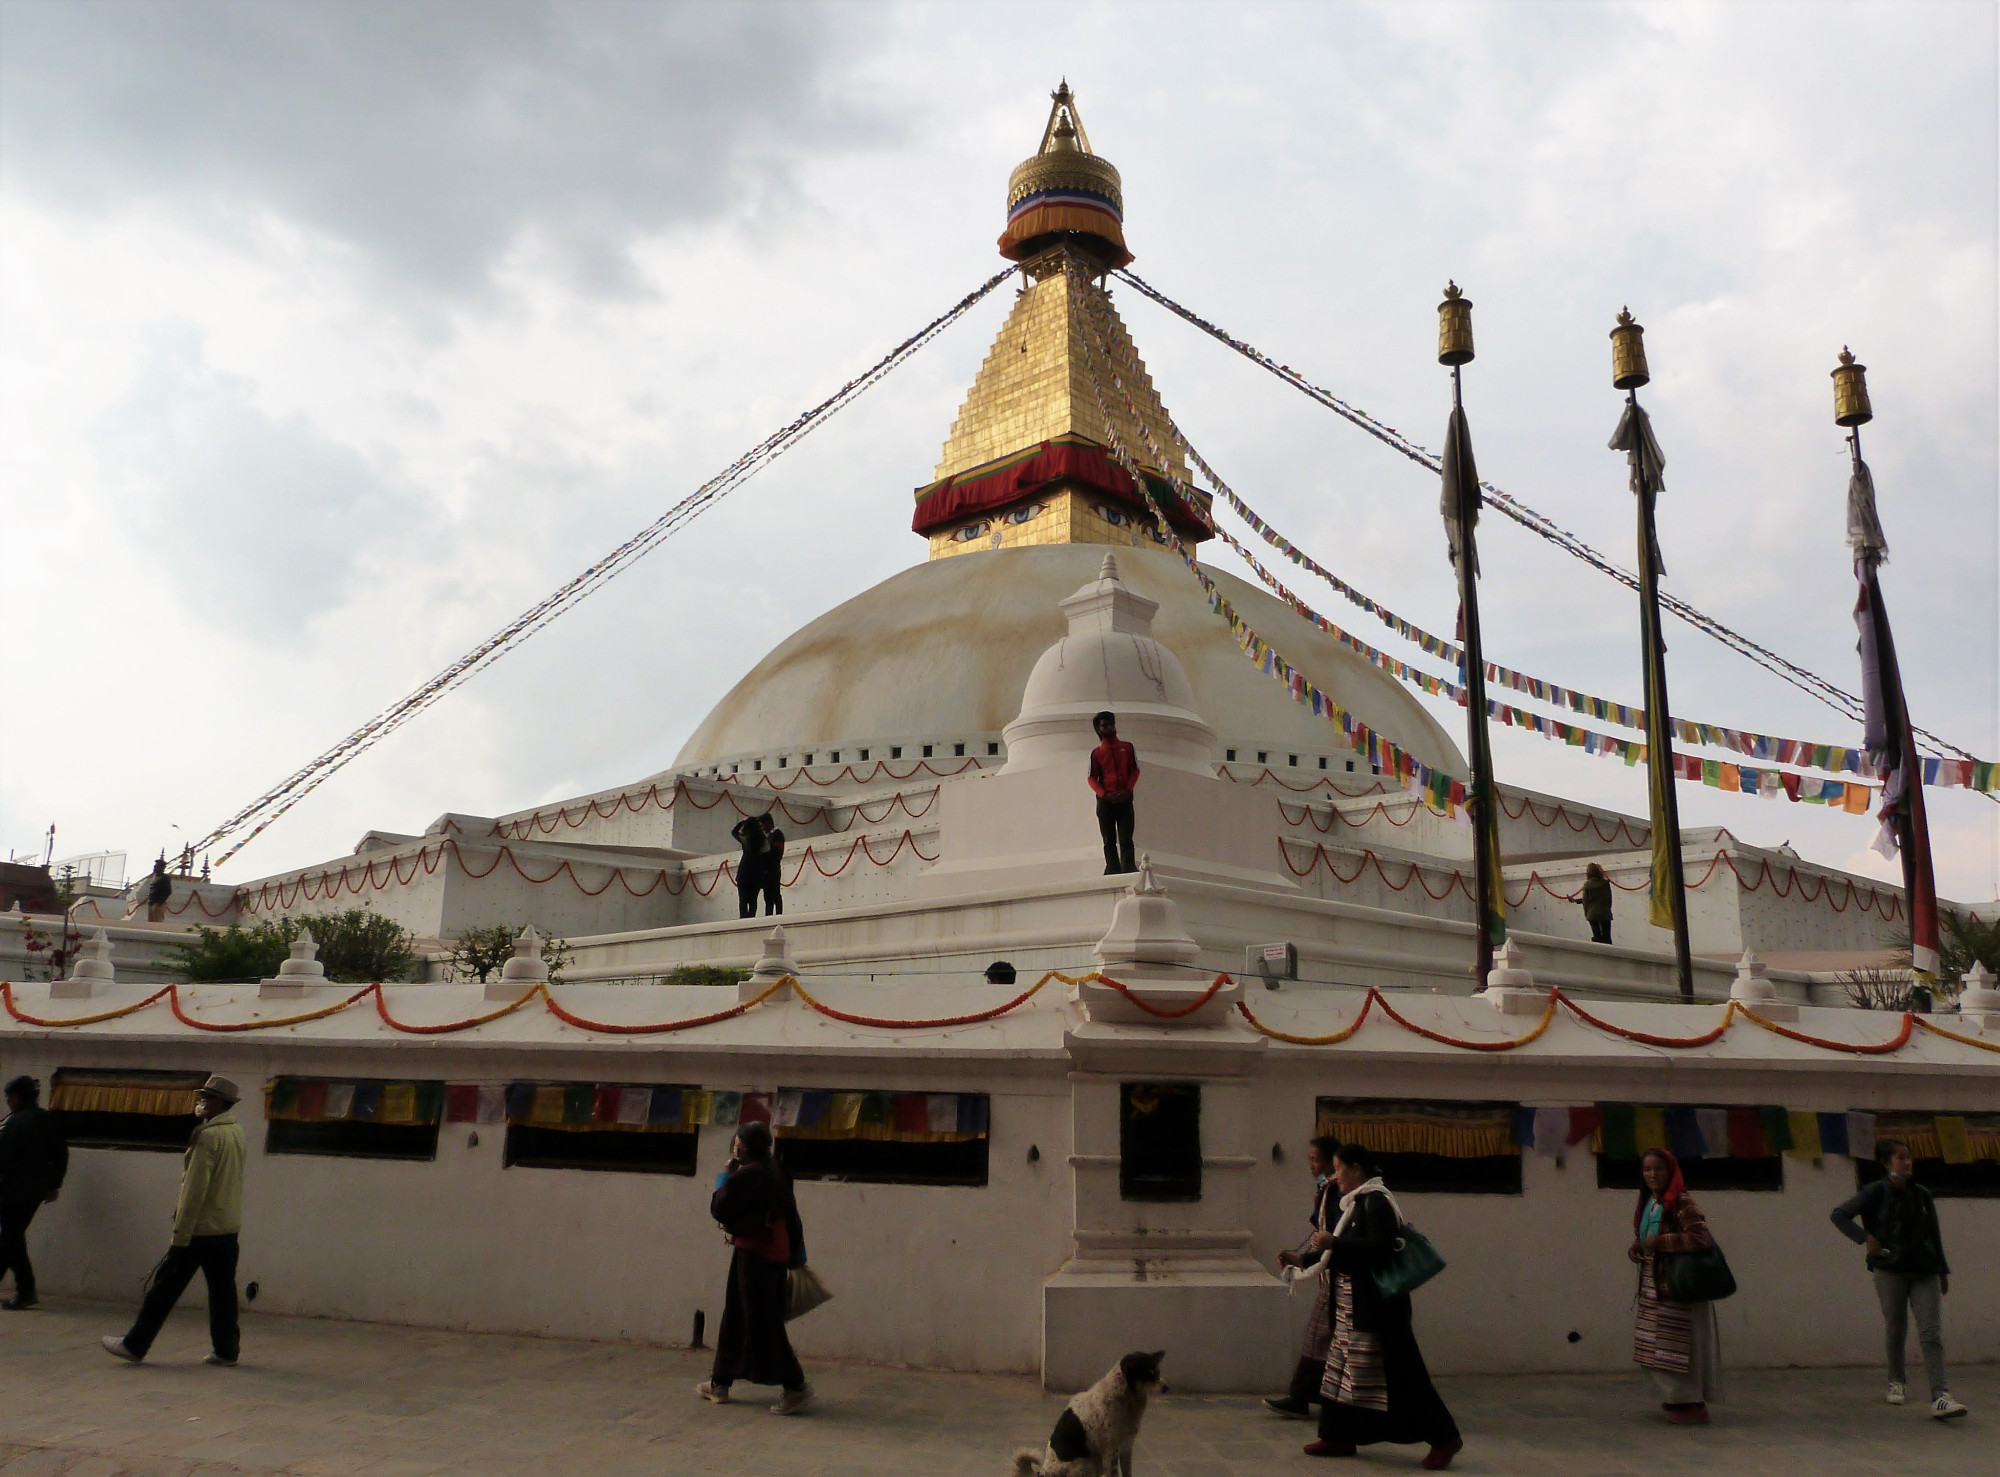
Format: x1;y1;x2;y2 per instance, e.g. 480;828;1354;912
266;1077;442;1125
479;1082;993;1142
776;1089;990;1143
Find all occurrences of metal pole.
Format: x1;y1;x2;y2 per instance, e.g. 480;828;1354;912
1453;363;1499;987
1631;386;1695;1000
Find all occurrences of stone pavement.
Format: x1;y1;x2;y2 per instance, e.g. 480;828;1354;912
0;1301;1988;1476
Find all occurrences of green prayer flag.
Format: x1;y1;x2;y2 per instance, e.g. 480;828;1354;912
1758;1105;1793;1154
1599;1103;1637;1159
562;1085;593;1125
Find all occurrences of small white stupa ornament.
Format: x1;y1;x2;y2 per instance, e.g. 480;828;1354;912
491;925;551;1000
52;928;116;999
261;927;329;998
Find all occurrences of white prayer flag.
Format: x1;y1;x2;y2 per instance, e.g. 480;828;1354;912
476;1085;506;1124
926;1095;958;1133
616;1088;651;1126
1532;1107;1568;1157
323;1084;355;1120
1695;1109;1730;1160
775;1090;804;1127
1846;1111;1876;1161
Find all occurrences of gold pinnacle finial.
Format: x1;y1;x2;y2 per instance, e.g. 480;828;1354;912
1437;281;1474;366
1003;83;1127;268
1832;346;1872;427
1610;306;1650;390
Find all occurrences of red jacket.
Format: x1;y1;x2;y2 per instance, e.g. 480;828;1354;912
1089;738;1140;799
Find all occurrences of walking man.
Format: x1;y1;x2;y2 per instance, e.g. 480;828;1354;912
103;1075;245;1366
1;1075;68;1311
758;812;786;917
1830;1138;1967;1419
1088;710;1139;875
729;816;766;921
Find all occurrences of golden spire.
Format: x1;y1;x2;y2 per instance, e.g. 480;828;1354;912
999;83;1131;270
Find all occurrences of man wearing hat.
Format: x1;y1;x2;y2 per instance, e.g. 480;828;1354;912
1;1075;68;1310
103;1074;245;1365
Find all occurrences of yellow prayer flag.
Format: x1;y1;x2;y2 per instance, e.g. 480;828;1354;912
531;1085;565;1126
1842;784;1870;814
831;1093;863;1131
380;1084;417;1124
1935;1115;1972;1165
683;1090;712;1126
1786;1110;1822;1160
1633;1107;1669;1154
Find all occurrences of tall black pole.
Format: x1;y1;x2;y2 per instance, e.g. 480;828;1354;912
1627;384;1695;1001
1452;363;1501;988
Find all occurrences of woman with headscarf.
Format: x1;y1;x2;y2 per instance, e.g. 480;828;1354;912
1581;863;1614;944
1303;1143;1461;1468
696;1120;812;1414
1631;1147;1722;1424
1266;1135;1340;1419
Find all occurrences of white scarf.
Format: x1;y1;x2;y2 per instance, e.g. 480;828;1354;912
1282;1177;1400;1290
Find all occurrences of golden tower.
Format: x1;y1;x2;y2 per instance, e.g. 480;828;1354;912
914;84;1212;560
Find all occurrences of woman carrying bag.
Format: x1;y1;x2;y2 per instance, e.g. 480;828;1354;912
1304;1143;1462;1469
1630;1147;1728;1424
696;1121;814;1415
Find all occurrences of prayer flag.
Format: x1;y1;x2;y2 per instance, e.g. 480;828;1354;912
351;1083;383;1121
295;1081;327;1121
798;1091;831;1127
1599;1103;1637;1158
711;1091;742;1126
1845;1111;1876;1161
775;1090;804;1128
928;1096;960;1134
1665;1108;1705;1161
592;1086;622;1124
1510;1107;1536;1150
893;1094;930;1134
268;1079;300;1118
860;1093;892;1127
1633;1106;1669;1155
1533;1107;1569;1157
648;1087;683;1127
476;1085;505;1124
324;1083;355;1119
831;1093;863;1130
683;1090;712;1126
1758;1105;1793;1154
1567;1105;1601;1146
956;1095;989;1135
1935;1115;1972;1165
616;1088;651;1126
530;1085;564;1125
445;1085;480;1124
1695;1109;1730;1161
1817;1112;1850;1158
561;1086;593;1126
504;1083;534;1123
739;1092;773;1126
1726;1106;1765;1158
380;1084;417;1124
1785;1110;1822;1160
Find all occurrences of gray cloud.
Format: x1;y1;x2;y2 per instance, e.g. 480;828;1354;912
0;0;886;295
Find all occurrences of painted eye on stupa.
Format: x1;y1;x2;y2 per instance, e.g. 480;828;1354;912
950;521;991;542
1002;503;1045;525
1093;502;1131;527
1147;525;1171;544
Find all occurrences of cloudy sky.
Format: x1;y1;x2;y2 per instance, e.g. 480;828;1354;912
3;0;1995;903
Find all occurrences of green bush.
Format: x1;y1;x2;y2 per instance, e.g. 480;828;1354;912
664;964;750;989
165;909;419;984
448;924;573;984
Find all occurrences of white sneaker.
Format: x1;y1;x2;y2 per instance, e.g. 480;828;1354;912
1886;1381;1905;1405
770;1385;813;1416
1930;1393;1967;1420
695;1380;731;1404
100;1336;140;1363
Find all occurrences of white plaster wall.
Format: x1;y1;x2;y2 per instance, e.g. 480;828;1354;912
1;915;197;985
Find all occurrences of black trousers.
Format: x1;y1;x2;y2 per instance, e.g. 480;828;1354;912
1589;917;1612;944
1096;796;1136;874
737;873;761;920
762;870;783;916
0;1193;42;1299
125;1233;239;1360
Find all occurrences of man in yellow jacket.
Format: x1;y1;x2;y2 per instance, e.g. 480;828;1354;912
102;1074;245;1365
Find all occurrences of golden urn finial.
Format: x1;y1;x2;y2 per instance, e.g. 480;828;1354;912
1437;281;1474;366
999;82;1129;269
1832;346;1873;427
1610;307;1650;390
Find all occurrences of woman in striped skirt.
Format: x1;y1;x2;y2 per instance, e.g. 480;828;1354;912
1266;1136;1340;1418
1631;1148;1723;1424
1303;1144;1461;1468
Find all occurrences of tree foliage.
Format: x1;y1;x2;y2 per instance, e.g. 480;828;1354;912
447;924;573;984
166;909;419;983
664;963;749;988
1939;909;2000;986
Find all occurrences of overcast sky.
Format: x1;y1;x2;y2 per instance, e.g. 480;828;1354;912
3;0;1995;903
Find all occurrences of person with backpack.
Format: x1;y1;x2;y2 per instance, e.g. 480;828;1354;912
1830;1138;1967;1419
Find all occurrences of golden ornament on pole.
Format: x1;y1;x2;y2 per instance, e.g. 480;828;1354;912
1832;347;1873;427
1610;308;1650;390
1437;281;1474;366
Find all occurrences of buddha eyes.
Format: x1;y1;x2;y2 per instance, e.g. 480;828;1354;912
1002;502;1045;525
950;520;991;542
1093;502;1130;527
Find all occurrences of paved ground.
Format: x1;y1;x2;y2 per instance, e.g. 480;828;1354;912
0;1300;1988;1476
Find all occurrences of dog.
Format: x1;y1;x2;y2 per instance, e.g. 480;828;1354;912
1013;1350;1166;1477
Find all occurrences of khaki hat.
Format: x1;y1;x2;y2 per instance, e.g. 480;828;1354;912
198;1075;241;1104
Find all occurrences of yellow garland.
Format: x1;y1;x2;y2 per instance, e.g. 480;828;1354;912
1912;1016;2000;1053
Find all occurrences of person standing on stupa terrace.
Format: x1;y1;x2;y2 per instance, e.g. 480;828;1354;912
102;1074;246;1366
1088;710;1139;875
758;812;786;917
1580;863;1614;945
729;815;766;920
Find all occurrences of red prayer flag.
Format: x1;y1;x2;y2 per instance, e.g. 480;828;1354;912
444;1085;480;1124
296;1081;328;1121
1726;1106;1765;1159
893;1093;930;1133
1565;1105;1602;1146
592;1086;622;1123
739;1092;773;1125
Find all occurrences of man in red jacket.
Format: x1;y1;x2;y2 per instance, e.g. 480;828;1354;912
1088;710;1140;874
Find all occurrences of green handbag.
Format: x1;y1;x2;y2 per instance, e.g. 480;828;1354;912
1371;1227;1447;1299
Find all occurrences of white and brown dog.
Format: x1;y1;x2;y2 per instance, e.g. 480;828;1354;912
1013;1350;1166;1477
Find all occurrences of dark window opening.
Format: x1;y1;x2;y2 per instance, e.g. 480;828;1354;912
1257;751;1269;764
987;742;1000;756
1346;760;1356;772
1370;1151;1522;1195
50;1068;206;1152
778;1135;987;1187
890;746;902;758
1226;748;1237;762
1319;757;1328;770
779;756;788;768
58;1109;198;1152
1121;1081;1201;1202
1289;755;1298;767
1855;1155;2000;1199
504;1125;697;1175
753;759;762;770
954;743;965;757
922;744;933;757
1597;1154;1784;1192
266;1119;440;1161
859;748;870;761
